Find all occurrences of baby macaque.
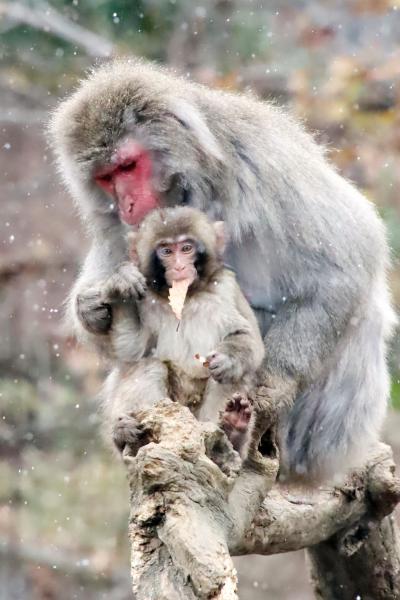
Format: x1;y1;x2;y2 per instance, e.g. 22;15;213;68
102;206;265;458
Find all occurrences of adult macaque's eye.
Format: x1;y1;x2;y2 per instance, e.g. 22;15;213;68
97;172;113;183
182;244;193;253
119;160;136;172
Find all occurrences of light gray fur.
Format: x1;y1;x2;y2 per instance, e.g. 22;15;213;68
106;264;263;414
49;58;396;481
101;259;264;457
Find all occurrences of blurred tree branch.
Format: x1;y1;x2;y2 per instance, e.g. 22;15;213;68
0;536;130;591
0;255;74;284
0;1;114;57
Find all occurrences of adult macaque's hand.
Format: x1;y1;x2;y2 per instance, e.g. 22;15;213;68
257;373;298;411
102;262;147;302
76;287;112;335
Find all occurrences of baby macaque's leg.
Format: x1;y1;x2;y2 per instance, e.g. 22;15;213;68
105;357;169;453
220;392;253;457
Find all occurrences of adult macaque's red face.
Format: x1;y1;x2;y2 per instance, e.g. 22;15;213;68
156;239;198;287
94;140;160;226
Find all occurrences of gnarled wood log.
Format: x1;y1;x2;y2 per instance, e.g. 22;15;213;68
122;398;400;599
124;399;278;599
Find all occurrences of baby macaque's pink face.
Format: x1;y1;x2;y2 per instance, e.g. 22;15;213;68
156;238;198;286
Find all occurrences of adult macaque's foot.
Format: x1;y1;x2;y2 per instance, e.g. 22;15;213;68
112;413;147;454
221;392;253;455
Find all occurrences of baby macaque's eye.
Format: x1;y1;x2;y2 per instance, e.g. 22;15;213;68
182;244;193;253
159;247;173;257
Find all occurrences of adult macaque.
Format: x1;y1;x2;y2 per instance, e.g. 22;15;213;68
50;58;395;481
103;206;264;457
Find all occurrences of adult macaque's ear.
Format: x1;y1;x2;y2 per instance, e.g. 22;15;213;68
126;231;139;264
168;98;223;162
213;221;227;257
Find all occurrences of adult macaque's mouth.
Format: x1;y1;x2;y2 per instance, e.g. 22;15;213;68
118;193;159;226
119;197;135;215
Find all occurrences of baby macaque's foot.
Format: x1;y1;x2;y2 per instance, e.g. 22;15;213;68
220;392;253;455
112;413;147;454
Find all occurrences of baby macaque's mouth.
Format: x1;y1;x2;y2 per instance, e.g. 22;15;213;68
173;272;193;282
168;268;197;286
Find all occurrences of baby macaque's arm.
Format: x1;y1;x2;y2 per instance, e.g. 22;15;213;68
207;280;265;385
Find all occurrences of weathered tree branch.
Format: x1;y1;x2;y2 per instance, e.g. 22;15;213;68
307;446;400;599
122;395;400;599
234;442;400;556
123;399;277;599
308;515;400;600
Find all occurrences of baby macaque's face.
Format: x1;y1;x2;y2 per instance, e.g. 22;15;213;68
156;238;198;286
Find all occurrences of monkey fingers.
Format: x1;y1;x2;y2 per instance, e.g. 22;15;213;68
103;262;147;302
220;393;253;454
112;413;149;454
76;289;112;334
258;374;298;411
206;351;236;383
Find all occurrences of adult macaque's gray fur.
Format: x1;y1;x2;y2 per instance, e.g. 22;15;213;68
49;59;396;481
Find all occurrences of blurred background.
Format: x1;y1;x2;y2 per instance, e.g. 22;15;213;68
1;1;400;598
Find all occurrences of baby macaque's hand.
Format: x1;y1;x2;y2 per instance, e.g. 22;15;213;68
220;392;253;456
112;413;148;454
103;262;147;303
206;350;241;384
76;287;112;334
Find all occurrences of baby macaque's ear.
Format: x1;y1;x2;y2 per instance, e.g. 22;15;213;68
213;221;227;257
126;231;139;264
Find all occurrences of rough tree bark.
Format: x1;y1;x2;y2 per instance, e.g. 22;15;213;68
122;388;400;600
